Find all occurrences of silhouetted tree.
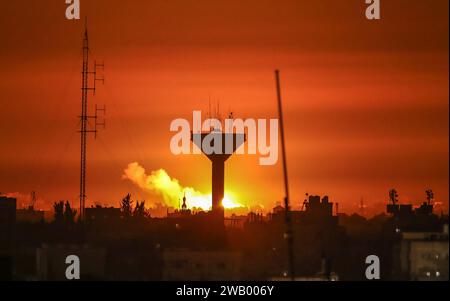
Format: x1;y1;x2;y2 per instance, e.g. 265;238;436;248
121;193;133;220
53;201;64;224
133;200;149;220
64;201;77;226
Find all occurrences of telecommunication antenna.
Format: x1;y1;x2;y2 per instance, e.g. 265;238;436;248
275;70;295;280
389;188;398;205
79;21;106;221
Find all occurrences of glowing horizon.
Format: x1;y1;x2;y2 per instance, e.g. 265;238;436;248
0;1;448;216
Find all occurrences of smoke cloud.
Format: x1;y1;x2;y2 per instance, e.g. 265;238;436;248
122;162;211;210
122;162;243;211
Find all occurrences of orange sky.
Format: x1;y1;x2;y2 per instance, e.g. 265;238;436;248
0;0;448;215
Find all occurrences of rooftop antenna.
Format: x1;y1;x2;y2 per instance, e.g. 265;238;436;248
425;189;434;205
227;105;234;120
216;101;221;122
79;19;106;222
275;70;295;280
389;189;398;205
208;96;212;130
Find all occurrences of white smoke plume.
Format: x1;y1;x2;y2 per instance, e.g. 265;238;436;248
122;162;210;210
122;162;243;211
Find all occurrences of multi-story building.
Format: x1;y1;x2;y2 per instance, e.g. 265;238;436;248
396;225;449;280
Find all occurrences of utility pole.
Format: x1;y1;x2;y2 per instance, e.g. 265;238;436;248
79;22;105;222
275;70;295;280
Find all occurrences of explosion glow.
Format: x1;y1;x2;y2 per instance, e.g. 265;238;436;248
183;193;242;211
122;162;244;210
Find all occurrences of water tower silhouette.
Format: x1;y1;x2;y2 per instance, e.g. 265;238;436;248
191;131;246;220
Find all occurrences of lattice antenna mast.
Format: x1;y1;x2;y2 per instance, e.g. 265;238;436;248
79;22;106;222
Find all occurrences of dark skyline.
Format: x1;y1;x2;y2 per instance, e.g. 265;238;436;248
0;0;448;216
